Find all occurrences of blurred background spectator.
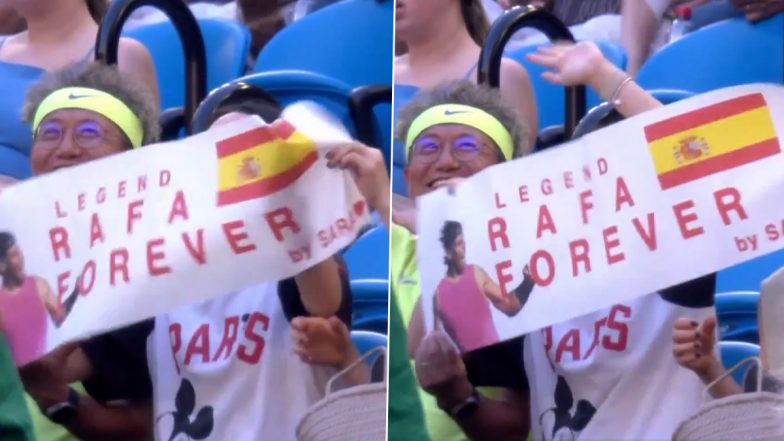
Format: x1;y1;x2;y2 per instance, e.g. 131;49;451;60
0;0;157;180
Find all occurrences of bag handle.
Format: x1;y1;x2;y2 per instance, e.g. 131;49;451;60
325;346;387;395
703;356;763;400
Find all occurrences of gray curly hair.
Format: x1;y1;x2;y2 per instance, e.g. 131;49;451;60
22;62;160;148
395;80;531;161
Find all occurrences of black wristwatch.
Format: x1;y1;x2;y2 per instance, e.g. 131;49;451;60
444;389;481;420
44;387;80;424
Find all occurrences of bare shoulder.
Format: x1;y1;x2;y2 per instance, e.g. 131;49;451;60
499;58;532;85
117;37;153;64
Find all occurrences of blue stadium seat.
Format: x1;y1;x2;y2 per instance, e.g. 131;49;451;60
505;40;628;130
350;330;387;367
254;0;393;88
637;14;784;92
717;250;784;293
719;341;760;386
344;225;389;280
351;330;387;354
351;279;388;334
125;18;250;111
234;70;359;139
716;291;759;344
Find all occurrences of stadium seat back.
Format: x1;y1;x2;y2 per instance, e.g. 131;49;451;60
125;18;250;111
237;70;358;136
351;279;388;334
717;249;784;293
716;291;759;344
350;330;388;366
637;14;784;92
719;341;761;386
505;40;628;130
254;0;393;88
343;225;389;280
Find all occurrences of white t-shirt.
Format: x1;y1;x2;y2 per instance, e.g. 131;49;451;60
524;292;714;441
148;282;336;441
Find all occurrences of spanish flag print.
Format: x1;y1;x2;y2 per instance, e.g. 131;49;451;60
216;120;317;206
644;93;781;190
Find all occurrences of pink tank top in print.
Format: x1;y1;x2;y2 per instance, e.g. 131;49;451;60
436;265;499;352
0;277;47;366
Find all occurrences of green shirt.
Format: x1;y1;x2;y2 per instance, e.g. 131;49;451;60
0;336;35;441
389;223;469;441
387;291;429;441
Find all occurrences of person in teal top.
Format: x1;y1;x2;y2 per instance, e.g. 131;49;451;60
0;334;35;441
0;0;158;180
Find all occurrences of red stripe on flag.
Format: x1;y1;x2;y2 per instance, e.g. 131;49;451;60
216;120;297;158
657;138;780;190
644;94;766;142
217;151;318;206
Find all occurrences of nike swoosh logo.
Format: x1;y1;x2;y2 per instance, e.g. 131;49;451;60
398;277;417;286
444;110;470;116
68;93;95;100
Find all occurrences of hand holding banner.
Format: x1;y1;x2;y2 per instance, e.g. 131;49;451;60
417;84;784;352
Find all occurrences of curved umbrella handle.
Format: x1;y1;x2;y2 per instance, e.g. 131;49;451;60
477;6;586;138
95;0;207;134
191;82;282;134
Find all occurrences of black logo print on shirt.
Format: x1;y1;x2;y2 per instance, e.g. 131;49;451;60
539;375;597;441
156;378;214;441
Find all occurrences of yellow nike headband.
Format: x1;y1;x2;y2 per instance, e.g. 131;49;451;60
32;87;144;148
405;104;514;162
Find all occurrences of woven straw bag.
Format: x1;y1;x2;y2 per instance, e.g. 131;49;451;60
673;357;784;441
297;346;387;441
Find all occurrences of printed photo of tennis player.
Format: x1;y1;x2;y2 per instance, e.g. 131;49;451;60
0;232;78;366
432;220;535;352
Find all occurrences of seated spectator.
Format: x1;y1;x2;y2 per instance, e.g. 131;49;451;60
17;61;159;441
395;0;537;149
391;79;534;441
16;61;388;440
402;42;720;440
0;0;157;179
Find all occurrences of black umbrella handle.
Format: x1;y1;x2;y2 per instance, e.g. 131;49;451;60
191;82;282;134
477;6;586;138
95;0;207;134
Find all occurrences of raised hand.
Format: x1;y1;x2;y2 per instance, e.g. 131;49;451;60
326;143;390;228
414;330;474;410
525;42;610;89
672;316;721;380
291;316;354;368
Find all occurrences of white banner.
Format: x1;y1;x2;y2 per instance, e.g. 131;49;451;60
417;84;784;353
0;104;370;366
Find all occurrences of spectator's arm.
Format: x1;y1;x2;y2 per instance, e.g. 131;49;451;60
118;38;160;106
294;257;344;318
451;390;530;441
621;0;666;77
499;59;539;151
62;398;152;441
415;331;530;441
526;41;662;118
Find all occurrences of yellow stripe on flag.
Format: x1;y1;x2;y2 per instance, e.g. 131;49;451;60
648;106;776;174
217;130;316;192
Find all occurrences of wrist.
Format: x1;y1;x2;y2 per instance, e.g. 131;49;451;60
698;356;725;383
590;61;628;102
33;383;70;410
434;377;475;411
337;344;360;370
